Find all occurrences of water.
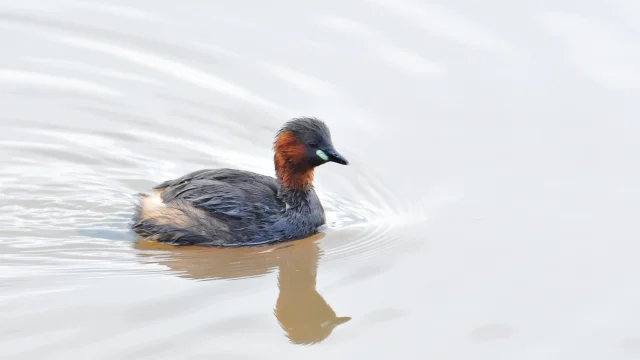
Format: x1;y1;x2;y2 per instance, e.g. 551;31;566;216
0;0;639;359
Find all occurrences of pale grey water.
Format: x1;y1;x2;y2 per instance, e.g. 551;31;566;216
0;0;639;359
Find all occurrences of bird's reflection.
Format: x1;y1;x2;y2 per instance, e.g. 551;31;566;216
134;233;350;345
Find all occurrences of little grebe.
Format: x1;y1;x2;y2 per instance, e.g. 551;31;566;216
132;117;348;246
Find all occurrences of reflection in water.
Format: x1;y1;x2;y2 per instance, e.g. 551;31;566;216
134;233;351;345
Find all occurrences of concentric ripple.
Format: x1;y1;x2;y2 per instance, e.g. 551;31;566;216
0;2;462;285
0;121;440;282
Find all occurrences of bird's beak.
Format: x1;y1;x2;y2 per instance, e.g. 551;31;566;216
325;148;348;165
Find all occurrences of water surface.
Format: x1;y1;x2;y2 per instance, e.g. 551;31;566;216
1;0;639;359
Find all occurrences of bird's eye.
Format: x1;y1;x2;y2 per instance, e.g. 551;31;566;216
309;141;318;148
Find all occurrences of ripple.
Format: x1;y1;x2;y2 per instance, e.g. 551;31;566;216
1;150;422;286
24;57;165;85
0;69;120;95
64;2;166;23
0;3;461;282
0;117;459;280
43;34;281;109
